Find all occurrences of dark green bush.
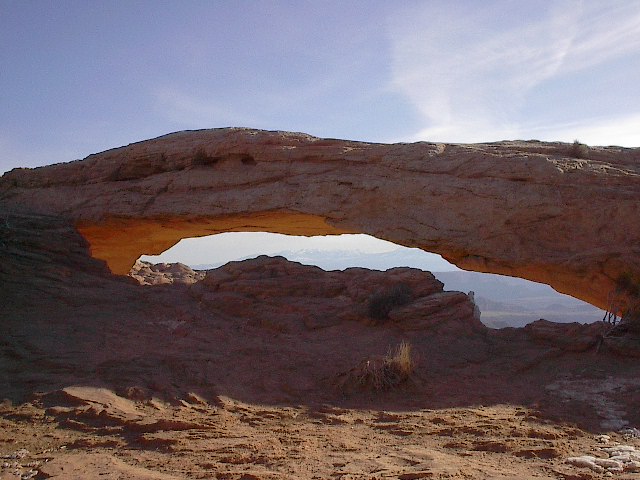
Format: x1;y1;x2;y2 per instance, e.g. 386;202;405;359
191;147;218;166
604;272;640;333
616;272;640;298
569;140;589;159
368;283;413;321
616;273;640;327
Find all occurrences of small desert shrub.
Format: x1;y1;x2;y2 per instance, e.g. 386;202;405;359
616;272;640;298
368;284;413;321
240;154;256;165
258;317;289;334
615;273;640;327
343;341;415;391
0;215;11;249
191;147;218;166
568;140;589;159
603;272;640;333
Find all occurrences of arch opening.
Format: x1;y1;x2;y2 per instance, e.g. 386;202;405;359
133;231;605;329
75;207;616;315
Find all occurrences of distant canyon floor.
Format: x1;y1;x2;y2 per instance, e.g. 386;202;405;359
1;212;640;479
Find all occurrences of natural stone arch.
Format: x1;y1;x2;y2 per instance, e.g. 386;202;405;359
1;128;639;310
76;212;352;276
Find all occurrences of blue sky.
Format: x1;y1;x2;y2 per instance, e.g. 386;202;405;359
2;1;640;266
2;0;640;175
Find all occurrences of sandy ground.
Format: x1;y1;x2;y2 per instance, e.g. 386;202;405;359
1;387;640;479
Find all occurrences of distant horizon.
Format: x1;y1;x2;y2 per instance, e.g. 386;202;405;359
140;233;461;273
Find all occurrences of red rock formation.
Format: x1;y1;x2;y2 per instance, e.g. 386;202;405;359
1;128;639;309
130;260;205;285
0;211;488;402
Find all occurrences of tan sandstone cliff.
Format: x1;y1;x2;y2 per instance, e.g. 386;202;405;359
1;128;639;309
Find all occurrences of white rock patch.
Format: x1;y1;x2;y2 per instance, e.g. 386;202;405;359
566;444;640;474
621;427;640;439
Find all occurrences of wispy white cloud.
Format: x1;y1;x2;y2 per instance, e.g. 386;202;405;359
387;0;640;145
563;3;640;71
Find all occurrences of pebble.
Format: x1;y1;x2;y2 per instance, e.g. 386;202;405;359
1;449;29;460
0;449;40;480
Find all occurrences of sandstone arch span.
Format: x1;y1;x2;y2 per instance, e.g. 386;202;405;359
1;128;639;310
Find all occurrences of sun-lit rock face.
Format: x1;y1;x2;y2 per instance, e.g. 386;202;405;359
1;128;639;309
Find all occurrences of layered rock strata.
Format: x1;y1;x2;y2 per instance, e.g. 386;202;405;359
1;128;639;309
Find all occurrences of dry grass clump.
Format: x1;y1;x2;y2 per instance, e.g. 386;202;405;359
341;341;415;391
391;341;414;377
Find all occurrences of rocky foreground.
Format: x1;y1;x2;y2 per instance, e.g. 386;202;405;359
1;210;640;478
